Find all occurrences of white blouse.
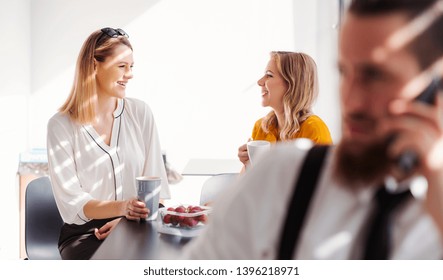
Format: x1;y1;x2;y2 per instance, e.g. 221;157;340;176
47;98;170;225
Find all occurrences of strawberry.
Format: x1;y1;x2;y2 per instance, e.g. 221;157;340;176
175;206;186;213
184;217;198;228
163;214;172;224
176;214;185;223
191;206;203;212
170;215;178;226
197;214;208;224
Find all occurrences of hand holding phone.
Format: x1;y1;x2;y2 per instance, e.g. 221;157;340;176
396;77;440;174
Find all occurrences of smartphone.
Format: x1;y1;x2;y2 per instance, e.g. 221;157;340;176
413;77;440;104
396;77;440;174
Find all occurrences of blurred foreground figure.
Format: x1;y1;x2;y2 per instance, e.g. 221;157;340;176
183;0;443;259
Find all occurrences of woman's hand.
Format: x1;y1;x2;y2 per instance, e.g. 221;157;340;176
94;217;121;240
238;140;251;166
124;198;150;221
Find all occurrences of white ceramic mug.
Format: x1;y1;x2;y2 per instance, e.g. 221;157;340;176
247;140;271;166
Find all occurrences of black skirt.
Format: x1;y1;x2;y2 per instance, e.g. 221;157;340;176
58;217;118;260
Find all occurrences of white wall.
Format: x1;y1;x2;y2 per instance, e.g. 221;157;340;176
29;0;341;172
315;0;342;139
1;0;341;259
0;0;31;259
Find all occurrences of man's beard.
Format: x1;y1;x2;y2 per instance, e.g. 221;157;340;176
333;136;394;188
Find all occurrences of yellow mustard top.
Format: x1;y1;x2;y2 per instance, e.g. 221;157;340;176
251;115;333;145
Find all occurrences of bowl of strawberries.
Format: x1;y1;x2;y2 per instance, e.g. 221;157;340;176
159;204;211;229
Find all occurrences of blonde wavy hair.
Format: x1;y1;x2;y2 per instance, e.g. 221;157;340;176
59;29;132;124
261;51;319;141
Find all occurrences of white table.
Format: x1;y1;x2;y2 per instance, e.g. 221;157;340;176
181;158;242;176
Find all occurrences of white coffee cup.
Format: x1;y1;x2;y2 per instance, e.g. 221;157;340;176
247;140;271;166
136;176;161;221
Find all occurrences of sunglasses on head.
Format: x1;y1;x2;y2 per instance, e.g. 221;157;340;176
100;27;129;38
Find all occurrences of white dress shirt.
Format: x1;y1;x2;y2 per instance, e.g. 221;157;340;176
47;98;170;225
182;140;442;259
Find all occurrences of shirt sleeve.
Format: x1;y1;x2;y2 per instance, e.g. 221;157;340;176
46;115;93;224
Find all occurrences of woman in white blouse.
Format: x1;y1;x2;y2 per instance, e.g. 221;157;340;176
46;27;170;259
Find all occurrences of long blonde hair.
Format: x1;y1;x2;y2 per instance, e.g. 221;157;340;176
59;29;132;124
261;51;319;141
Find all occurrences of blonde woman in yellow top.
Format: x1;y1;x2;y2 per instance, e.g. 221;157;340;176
238;51;332;168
